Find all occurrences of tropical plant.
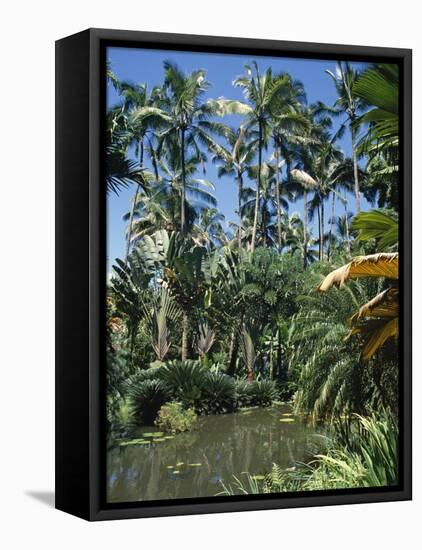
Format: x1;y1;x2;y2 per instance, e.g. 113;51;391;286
211;127;257;249
157;360;206;409
290;142;354;261
141;289;181;361
323;62;366;211
133;62;228;234
248;380;278;407
240;325;257;382
128;379;171;425
354;64;399;164
162;246;207;360
200;371;237;414
196;322;216;360
317;253;399;361
155;402;197;433
232;64;295;251
351;209;398;251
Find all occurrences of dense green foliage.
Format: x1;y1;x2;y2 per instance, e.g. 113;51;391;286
106;58;400;495
219;412;398;495
155;402;197;433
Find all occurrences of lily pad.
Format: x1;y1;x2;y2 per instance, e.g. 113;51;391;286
142;432;164;438
164;435;175;440
282;413;293;417
188;463;202;467
173;470;180;474
119;438;147;446
166;465;174;469
176;462;185;467
279;418;295;423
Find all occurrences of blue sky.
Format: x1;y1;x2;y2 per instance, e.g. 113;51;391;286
106;47;371;268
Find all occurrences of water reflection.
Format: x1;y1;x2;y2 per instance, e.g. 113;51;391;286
107;404;322;503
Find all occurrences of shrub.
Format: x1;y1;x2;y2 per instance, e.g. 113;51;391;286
200;371;237;415
248;380;278;407
128;379;171;425
155;402;197;433
157;360;206;409
126;366;163;389
235;380;252;408
276;380;298;402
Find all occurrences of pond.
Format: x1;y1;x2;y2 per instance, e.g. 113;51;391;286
107;404;324;503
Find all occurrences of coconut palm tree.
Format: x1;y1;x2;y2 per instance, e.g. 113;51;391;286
323;62;366;212
109;82;165;260
291;142;346;261
283;213;318;264
133;62;229;235
127;143;218;242
270;80;308;249
242;162;290;248
194;207;227;248
288;105;332;267
210;127;257;249
353;64;399;164
232;63;294;251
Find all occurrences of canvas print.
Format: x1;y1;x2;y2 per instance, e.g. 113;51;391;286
105;46;399;504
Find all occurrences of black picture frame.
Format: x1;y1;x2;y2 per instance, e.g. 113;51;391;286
55;28;412;521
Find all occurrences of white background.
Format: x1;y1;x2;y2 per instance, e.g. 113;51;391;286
0;1;419;548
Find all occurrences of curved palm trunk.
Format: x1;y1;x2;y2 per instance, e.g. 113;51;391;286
237;172;243;250
124;140;144;263
181;312;188;361
180;128;186;234
327;192;336;261
251;122;262;253
274;142;283;251
351;124;360;213
227;329;239;377
303;189;308;269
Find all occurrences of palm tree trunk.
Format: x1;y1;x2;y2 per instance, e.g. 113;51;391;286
275;142;283;251
237;172;243;250
247;367;254;383
262;200;268;248
303;189;308;269
124;140;144;263
317;202;322;261
327;192;336;261
321;196;325;261
344;200;351;257
180;128;186;234
251;122;262;253
351;124;360;213
181;312;188;361
269;338;273;381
